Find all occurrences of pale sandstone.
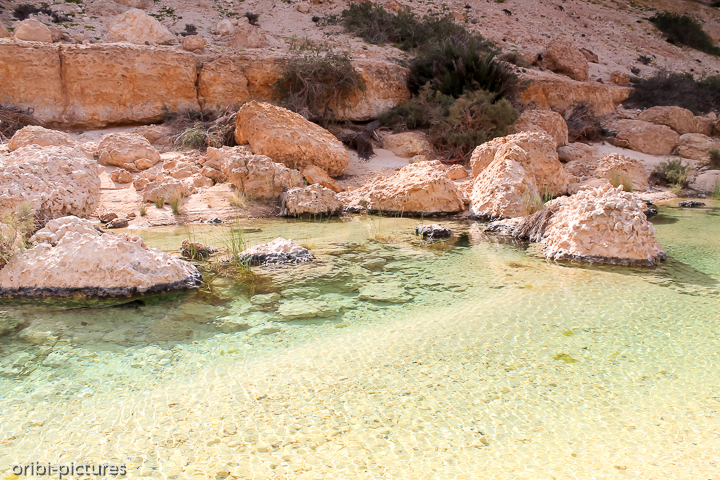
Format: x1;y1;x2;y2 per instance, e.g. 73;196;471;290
142;179;191;204
111;169;134;184
228;18;275;49
607;119;679;155
689;170;720;193
540;38;588;81
281;185;343;217
557;143;598;163
470;131;569;197
541;185;665;267
638;106;697;135
107;9;175;44
519;73;630;115
469;144;541;219
0;146;100;218
0;216;200;297
579;48;598;63
593;153;649;192
214;146;305;201
98;133;161;168
382;132;433;158
217;19;234;35
339;161;465;214
694;113;715;137
181;35;206;53
8;126;79;151
301;165;342;193
675;133;720;162
445;165;468;180
132;125;173;146
13;19;52;43
514;109;568;147
235;101;349;177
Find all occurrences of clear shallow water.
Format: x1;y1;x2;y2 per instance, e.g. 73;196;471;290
0;201;719;479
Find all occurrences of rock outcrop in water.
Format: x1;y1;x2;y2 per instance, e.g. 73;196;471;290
0;217;201;297
0;145;100;219
339;161;465;214
540;185;666;266
239;238;315;266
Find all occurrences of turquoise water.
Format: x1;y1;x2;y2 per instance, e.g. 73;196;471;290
0;200;719;479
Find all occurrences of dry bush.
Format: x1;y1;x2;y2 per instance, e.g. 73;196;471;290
0;105;41;142
0;202;34;267
167;107;237;151
564;102;601;142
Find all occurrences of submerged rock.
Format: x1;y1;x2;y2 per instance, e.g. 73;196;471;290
105;218;129;229
239;238;314;266
541;185;666;267
415;224;452;239
358;282;412;303
677;200;706;208
0;216;201;298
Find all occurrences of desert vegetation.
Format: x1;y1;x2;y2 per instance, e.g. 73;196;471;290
627;70;720;114
649;11;720;56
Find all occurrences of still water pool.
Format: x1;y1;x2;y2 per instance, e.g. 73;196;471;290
0;200;719;479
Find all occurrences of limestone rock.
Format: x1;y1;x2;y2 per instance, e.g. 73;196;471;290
239;238;314;266
446;165;468;180
638;106;697;135
339;161;465;214
0;24;10;39
677;200;705;208
470;131;569;197
217;19;234;35
98;133;161;168
281;185;343;217
557;143;598;163
0;216;200;298
107;9;175;44
106;217;128;229
382;132;433;158
99;212;118;223
301;165;342;193
13;19;52;43
132;124;173;146
469;144;541;219
235;101;350;177
675;133;720;162
607;120;680;155
228;18;274;49
541;185;666;267
8;126;79;151
415;224;452;239
593;153;649;192
181;35;205;53
0;146;100;219
111;169;134;184
142;179;190;204
694;113;715;137
689;170;720;193
515;109;568;147
579;48;598;63
609;71;630;84
540;38;588;81
215;146;305;201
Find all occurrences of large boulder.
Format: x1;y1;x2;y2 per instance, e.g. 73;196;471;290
97;133;161;169
469;144;542;219
339;161;465;214
0;146;100;218
107;9;175;44
215;146;305;201
281;184;343;217
234;101;349;177
382;132;433;158
8;126;79;151
141;179;191;204
470;131;569;197
675;133;720;162
637;106;697;135
593;153;649;192
181;35;205;53
13;19;52;43
0;216;201;298
515;109;569;147
540;185;666;267
557;142;598;163
607;120;680;155
540;38;589;81
689;170;720;193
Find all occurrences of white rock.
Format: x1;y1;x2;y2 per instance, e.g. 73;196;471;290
107;9;176;44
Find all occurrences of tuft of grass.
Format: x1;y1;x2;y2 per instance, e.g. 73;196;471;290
609;170;634;192
649;11;720;56
0;202;34;267
652;159;692;189
713;181;720;200
155;196;165;209
710;149;720;169
139;202;147;217
273;38;364;124
228;191;246;209
524;192;544;215
169;195;182;215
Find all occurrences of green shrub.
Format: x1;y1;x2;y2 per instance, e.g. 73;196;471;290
381;85;518;160
273;39;364;124
649;11;720;56
626;70;720;114
0;202;34;267
651;159;692;188
169;195;182;215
